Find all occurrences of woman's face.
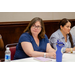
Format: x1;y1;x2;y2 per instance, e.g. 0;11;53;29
31;21;42;36
60;21;71;34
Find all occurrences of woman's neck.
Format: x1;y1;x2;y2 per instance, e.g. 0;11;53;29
32;34;38;39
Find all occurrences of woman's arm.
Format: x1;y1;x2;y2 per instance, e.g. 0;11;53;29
65;47;75;53
0;35;4;50
65;33;75;53
46;43;56;53
21;42;45;57
21;42;56;58
46;43;56;58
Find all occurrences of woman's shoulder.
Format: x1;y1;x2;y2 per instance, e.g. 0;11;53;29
44;34;48;37
51;29;60;37
19;32;32;42
20;32;30;37
19;32;31;40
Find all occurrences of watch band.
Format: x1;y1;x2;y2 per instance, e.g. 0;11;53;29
44;53;46;58
70;48;73;53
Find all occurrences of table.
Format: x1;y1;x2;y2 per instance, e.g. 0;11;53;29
10;52;75;62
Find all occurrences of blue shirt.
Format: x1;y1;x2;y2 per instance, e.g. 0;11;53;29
49;29;75;52
14;32;49;60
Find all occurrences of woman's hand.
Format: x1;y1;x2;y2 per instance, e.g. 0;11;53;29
65;47;75;53
46;51;56;59
46;43;56;59
72;47;75;51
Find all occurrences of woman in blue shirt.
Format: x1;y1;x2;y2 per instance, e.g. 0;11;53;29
14;17;56;60
50;18;75;53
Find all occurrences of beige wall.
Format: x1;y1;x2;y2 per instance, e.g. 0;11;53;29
0;12;75;22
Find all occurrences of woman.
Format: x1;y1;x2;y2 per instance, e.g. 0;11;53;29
49;18;75;53
14;17;56;60
0;34;4;50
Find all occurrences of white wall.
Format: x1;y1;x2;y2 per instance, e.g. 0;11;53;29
0;12;75;22
53;12;75;20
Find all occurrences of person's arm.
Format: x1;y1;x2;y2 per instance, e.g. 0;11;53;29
46;43;56;58
65;47;75;53
0;35;4;50
49;35;57;50
65;33;75;53
21;42;56;58
46;43;56;52
21;42;45;57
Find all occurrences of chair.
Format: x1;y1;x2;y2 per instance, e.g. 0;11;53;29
5;43;18;60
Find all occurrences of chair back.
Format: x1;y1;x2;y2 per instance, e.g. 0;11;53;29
5;43;18;60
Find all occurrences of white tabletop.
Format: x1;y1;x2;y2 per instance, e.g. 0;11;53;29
62;53;75;62
11;53;75;62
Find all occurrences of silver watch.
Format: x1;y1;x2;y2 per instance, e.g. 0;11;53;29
44;53;46;58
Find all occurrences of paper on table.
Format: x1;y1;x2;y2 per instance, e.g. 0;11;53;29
34;57;52;62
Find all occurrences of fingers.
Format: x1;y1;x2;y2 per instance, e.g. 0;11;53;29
50;54;56;59
48;52;56;59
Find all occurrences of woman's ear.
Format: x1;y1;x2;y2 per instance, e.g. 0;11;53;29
60;25;62;30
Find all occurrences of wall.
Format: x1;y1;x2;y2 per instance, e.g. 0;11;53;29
0;12;75;22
